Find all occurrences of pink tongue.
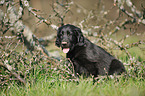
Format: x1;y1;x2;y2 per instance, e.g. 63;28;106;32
63;48;70;53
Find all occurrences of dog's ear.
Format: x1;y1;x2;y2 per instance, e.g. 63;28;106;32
55;28;61;47
74;27;85;46
55;36;60;47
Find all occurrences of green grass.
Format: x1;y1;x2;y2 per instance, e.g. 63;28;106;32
1;76;145;96
1;52;145;96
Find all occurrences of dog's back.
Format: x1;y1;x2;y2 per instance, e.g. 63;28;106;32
67;38;126;76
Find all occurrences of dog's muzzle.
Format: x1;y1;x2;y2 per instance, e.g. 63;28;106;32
61;42;68;47
61;42;70;53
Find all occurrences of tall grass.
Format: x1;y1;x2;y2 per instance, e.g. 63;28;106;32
1;75;145;96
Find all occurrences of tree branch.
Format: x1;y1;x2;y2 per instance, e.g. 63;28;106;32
0;62;26;85
0;1;49;56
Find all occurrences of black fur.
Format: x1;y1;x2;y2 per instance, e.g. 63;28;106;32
55;24;126;77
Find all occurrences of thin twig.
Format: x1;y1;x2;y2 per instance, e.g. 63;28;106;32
0;62;26;85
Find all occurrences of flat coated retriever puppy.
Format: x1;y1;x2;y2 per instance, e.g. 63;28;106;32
55;24;126;77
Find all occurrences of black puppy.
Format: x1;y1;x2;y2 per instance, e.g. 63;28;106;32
55;24;126;77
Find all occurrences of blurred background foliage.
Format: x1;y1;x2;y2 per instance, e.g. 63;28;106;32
3;0;144;58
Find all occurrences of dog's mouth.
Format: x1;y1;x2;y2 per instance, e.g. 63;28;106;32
62;48;70;53
61;42;70;53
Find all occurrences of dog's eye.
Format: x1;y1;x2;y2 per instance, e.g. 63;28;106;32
67;31;69;34
61;31;64;34
67;31;72;36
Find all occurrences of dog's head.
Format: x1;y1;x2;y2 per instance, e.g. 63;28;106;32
55;24;85;53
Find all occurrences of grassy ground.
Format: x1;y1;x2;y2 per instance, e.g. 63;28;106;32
1;75;145;96
1;55;145;96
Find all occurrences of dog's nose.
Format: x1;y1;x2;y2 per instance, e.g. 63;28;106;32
62;42;68;46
